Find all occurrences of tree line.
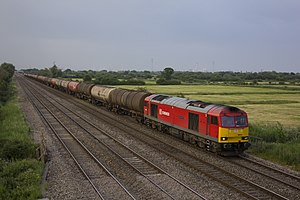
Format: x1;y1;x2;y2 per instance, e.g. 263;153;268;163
22;65;300;85
0;63;15;104
173;71;300;84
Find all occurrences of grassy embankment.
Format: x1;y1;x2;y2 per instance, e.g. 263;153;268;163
0;82;43;199
121;84;300;170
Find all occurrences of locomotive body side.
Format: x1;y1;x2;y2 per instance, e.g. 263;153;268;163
144;94;250;154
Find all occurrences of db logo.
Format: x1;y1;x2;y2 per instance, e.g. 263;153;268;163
159;109;170;116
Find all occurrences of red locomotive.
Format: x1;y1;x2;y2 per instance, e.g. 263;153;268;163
144;94;250;155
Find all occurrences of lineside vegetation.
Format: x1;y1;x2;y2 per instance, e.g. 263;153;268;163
249;123;300;171
0;63;43;200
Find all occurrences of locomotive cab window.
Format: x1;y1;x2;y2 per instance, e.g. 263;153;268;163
221;116;235;127
151;104;158;118
236;116;247;127
188;113;199;131
221;116;247;127
211;116;218;125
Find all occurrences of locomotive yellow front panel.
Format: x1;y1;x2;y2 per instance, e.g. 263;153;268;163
218;127;249;143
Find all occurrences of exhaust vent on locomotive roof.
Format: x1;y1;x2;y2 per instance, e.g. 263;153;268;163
152;95;170;101
188;100;211;108
227;106;240;112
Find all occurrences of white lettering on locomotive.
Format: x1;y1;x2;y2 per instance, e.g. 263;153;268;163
159;109;170;116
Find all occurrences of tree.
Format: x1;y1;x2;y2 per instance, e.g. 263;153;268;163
0;63;15;103
0;63;15;81
49;65;62;78
0;68;9;82
156;67;181;85
161;67;174;80
83;74;92;82
64;69;72;73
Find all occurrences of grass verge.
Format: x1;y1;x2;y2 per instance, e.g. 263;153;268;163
0;82;43;200
249;123;300;171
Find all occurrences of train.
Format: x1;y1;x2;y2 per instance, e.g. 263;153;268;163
24;73;251;156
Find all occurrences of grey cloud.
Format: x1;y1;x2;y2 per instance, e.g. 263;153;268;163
0;0;299;71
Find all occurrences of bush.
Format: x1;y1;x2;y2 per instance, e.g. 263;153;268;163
156;79;181;85
0;139;37;161
94;76;120;85
250;142;300;168
249;123;300;170
249;123;300;143
121;79;145;85
135;87;149;92
0;63;15;104
0;159;43;200
83;74;92;82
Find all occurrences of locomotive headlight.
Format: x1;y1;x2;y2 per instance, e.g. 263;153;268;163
221;137;228;141
242;136;248;140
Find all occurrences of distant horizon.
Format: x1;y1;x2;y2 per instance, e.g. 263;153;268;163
20;66;299;74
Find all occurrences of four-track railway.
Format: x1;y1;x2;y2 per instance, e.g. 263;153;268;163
18;73;300;199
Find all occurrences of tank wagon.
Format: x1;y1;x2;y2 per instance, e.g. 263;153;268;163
50;78;60;88
39;76;49;85
115;89;150;116
60;80;70;92
91;85;116;105
77;83;95;100
67;81;80;95
23;73;250;155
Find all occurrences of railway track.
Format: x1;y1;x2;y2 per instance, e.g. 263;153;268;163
20;75;207;199
21;76;295;200
20;77;135;200
231;155;300;191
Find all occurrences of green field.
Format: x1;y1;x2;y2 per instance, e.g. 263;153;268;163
120;84;300;127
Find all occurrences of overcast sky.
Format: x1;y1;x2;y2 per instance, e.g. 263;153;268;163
1;0;299;72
